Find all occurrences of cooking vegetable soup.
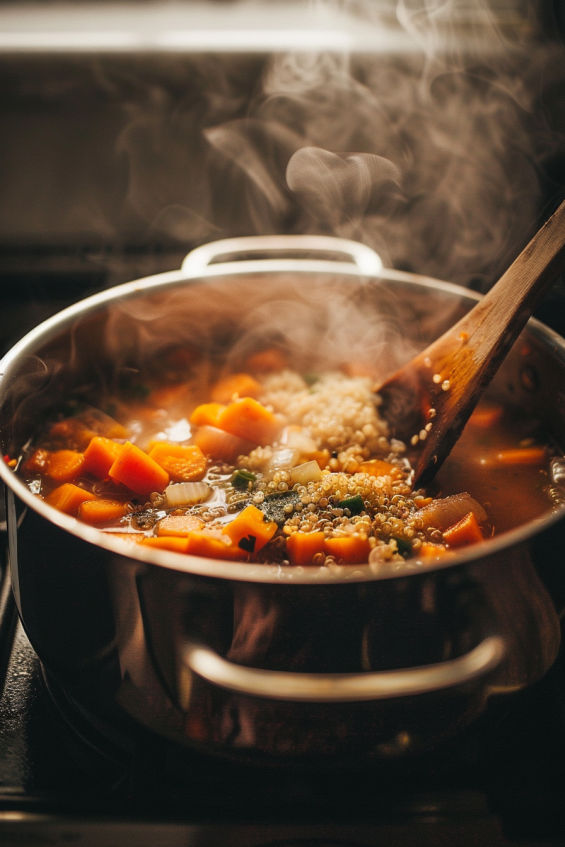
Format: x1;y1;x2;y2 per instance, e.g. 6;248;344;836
8;347;563;569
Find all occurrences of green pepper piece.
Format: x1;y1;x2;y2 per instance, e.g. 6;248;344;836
231;469;257;490
393;536;412;559
337;494;365;515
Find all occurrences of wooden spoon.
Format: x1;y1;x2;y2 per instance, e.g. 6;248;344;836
377;198;565;487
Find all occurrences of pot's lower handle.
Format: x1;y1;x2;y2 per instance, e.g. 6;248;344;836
182;636;505;702
181;234;383;277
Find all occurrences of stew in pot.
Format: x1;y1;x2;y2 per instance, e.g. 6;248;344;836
6;347;562;570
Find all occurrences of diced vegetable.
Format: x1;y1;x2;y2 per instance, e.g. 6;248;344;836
217;398;281;447
231;469;256;489
223;505;278;553
324;535;371;564
45;450;85;483
443;511;483;548
191;425;254;463
211;373;261;404
418;493;487;531
419;542;450;559
163;481;211;507
45;483;97;516
47;409;128;450
357;459;401;479
109;441;170;497
148;442;207;482
83;436;123;479
286;531;325;566
289;460;323;486
189;402;226;428
78;499;129;525
141;535;190;553
337;494;365;515
157;514;205;537
185;529;247;560
258;490;301;524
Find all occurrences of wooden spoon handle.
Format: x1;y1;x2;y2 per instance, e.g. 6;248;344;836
379;197;565;486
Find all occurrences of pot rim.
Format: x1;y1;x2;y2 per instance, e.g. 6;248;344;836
1;247;565;585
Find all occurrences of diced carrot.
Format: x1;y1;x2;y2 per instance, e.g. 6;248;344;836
443;511;483;548
22;448;51;476
191;425;253;463
495;447;546;465
157;514;205;537
185;530;247;560
323;535;371;564
357;459;402;479
189;402;226;428
83;436;123;479
245;347;287;373
286;531;326;566
108;441;170;497
468;403;504;428
223;505;278;554
45;450;85;483
148;442;207;482
211;373;261;404
217;398;281;447
45;483;97;516
302;449;331;470
78;498;129;525
419;542;450;559
47;410;128;450
140;535;191;554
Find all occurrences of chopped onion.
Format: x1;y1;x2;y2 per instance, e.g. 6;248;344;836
266;447;300;472
164;482;211;507
290;460;323;486
191;426;254;463
418;492;487;530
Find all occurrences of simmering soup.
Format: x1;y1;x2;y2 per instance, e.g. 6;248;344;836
7;346;562;569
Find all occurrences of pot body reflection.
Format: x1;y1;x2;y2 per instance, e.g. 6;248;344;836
2;236;565;761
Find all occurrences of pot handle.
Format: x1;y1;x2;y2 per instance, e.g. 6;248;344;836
182;635;505;702
181;235;383;277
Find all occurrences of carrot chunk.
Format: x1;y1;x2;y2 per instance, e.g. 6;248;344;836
223;504;278;554
286;531;326;566
83;436;123;479
443;511;483;548
323;535;371;564
78;498;129;525
140;535;191;554
148;442;207;482
185;530;247;560
45;483;97;516
211;373;261;404
45;450;85;483
495;447;546;465
217;397;281;447
419;542;450;559
157;514;205;537
357;459;402;479
189;402;227;428
108;441;170;496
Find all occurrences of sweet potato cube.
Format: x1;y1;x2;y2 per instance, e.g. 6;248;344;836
218;398;281;447
148;442;207;482
286;531;326;566
323;535;371;564
140;535;191;554
443;511;483;548
223;504;278;554
185;530;247;561
189;403;226;428
357;460;401;479
211;373;261;404
83;437;123;479
45;450;85;483
109;441;170;497
45;483;97;516
78;498;129;525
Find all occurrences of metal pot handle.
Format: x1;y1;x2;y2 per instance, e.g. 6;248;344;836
182;635;505;702
181;235;383;277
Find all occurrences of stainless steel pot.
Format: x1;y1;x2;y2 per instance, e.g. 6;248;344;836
1;235;564;763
